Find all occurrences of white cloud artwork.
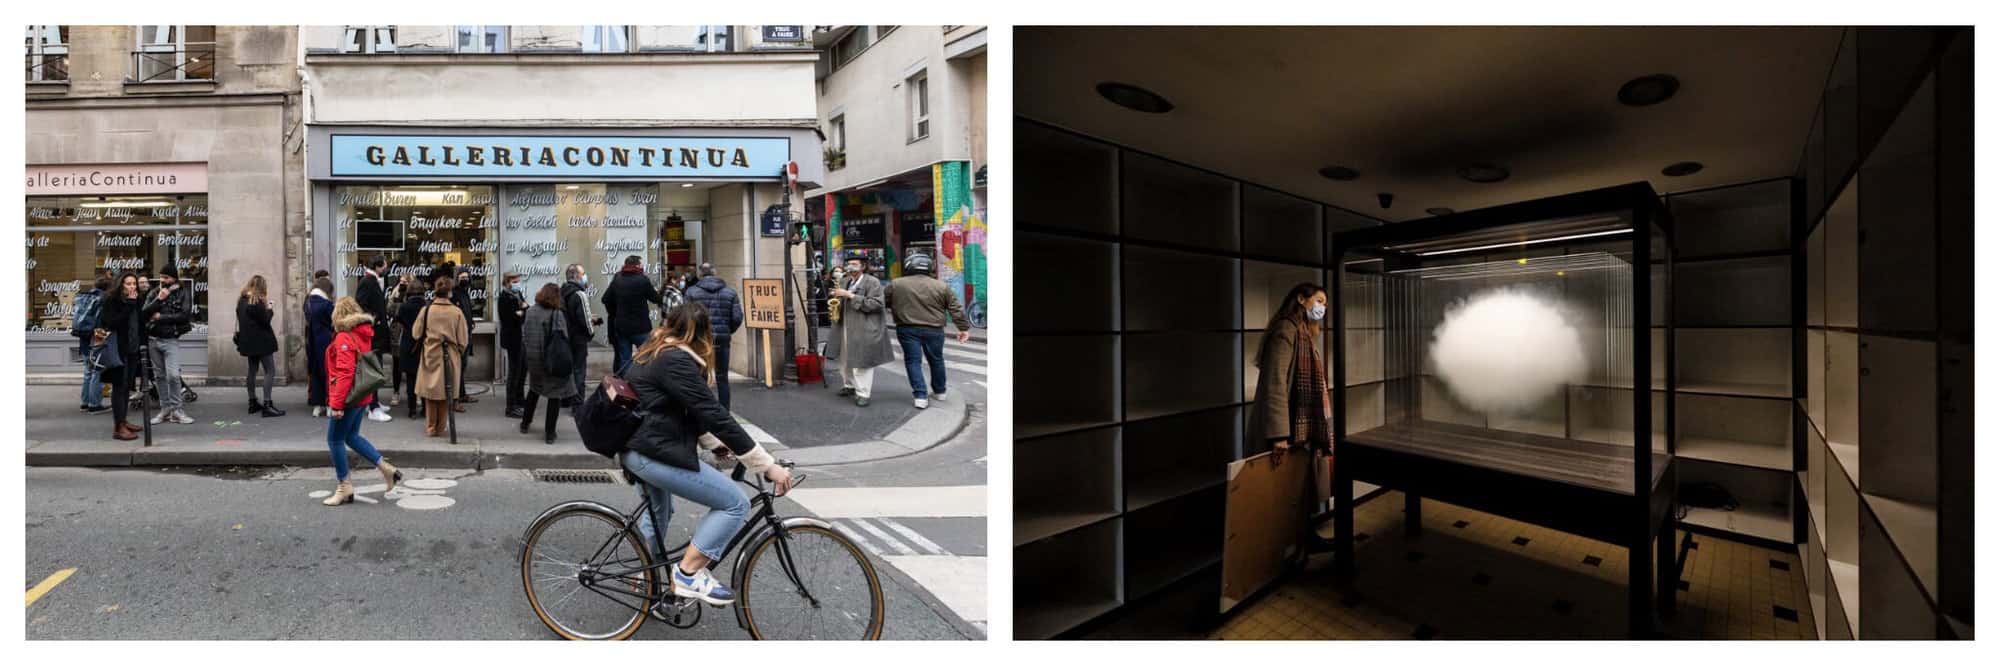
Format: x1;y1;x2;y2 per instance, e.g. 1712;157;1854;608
1429;288;1587;413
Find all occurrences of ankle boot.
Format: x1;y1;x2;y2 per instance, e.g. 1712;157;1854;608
114;423;138;441
378;460;404;493
259;401;286;417
248;398;264;414
321;481;354;506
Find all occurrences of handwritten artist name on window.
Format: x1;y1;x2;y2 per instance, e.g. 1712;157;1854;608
362;144;754;170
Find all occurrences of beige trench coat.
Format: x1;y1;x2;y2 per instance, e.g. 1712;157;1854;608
410;300;469;401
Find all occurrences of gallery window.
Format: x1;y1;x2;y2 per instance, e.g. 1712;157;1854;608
133;25;216;82
908;70;931;142
27;195;211;334
340;26;396;53
335;185;498;321
26;25;69;82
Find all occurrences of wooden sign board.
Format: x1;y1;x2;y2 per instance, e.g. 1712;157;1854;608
1220;450;1311;613
742;278;785;330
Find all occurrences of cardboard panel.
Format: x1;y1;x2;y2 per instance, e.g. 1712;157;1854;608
1220;450;1311;613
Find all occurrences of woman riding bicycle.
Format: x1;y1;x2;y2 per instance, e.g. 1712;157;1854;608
622;301;794;606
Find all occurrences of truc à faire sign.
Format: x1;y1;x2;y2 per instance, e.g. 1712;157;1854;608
328;135;791;179
26;162;208;196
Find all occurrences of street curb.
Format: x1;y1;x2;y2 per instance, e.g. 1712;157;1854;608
25;439;618;471
773;397;973;467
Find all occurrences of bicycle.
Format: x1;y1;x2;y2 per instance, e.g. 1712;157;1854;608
520;459;885;640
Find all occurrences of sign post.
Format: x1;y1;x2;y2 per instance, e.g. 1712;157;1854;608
743;278;785;388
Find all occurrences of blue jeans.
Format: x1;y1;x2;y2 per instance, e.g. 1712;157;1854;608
325;406;384;481
612;331;650;377
896;326;947;399
80;340;103;407
622;451;749;562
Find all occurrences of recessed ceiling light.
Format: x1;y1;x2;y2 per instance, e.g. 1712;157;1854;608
681;183;695;188
1662;161;1704;177
1426;207;1455;216
1096;82;1173;114
1318;166;1360;181
563;185;580;190
1457;163;1510;183
1618;74;1680;107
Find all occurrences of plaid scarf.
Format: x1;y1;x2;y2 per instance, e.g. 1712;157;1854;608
1288;319;1334;452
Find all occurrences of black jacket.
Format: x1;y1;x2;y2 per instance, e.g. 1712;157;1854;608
496;287;526;350
625;346;757;472
234;296;278;357
99;292;146;357
395;295;429;358
600;268;660;339
560;280;593;343
140;283;194;339
356;271;391;353
682;276;743;346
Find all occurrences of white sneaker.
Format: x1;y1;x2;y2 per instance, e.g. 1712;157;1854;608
368;407;393;423
150;412;166;425
932;392;948;402
671;565;736;606
170;410;194;425
914;398;929;409
311;406;324;417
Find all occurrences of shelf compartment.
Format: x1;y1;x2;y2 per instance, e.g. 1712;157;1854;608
1123;245;1239;332
1808;219;1826;327
1805;410;1828;543
1568;385;1668;451
1678;458;1792;543
1241;260;1320;332
1828;558;1861;639
1675;393;1789;470
1827;458;1861;637
1123;484;1225;601
1121;151;1239;252
1825;330;1860;464
1824;184;1859;328
1807;328;1826;433
1124;406;1238;513
1666;178;1793;259
1242;184;1322;265
1016;119;1119;236
1014;517;1122;639
1864;492;1939;607
1344;381;1385;436
1859;335;1937;505
1125;331;1239;423
1017;335;1120;440
1857;72;1938;335
1675;327;1791;399
1806;514;1829;639
1019;233;1118;334
1015;427;1121;547
1860;501;1937;639
1673;254;1792;327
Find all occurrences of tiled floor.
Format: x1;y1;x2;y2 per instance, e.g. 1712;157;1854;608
1210;492;1818;640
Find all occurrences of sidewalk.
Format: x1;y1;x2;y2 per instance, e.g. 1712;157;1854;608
25;378;967;469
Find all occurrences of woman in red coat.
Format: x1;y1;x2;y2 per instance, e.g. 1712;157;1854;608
322;296;403;506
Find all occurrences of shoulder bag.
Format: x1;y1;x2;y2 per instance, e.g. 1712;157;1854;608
543;314;575;378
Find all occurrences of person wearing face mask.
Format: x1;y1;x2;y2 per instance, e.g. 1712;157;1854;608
497;271;529;418
1250;282;1335;499
559;264;603;401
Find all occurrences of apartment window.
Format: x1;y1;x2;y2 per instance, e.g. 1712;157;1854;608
908;70;930;142
456;25;508;53
340;26;396;53
25;25;69;82
875;26;898;42
696;25;733;52
826;115;847;171
831;30;863;67
134;25;216;82
581;26;629;53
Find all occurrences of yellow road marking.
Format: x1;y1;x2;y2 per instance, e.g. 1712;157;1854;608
26;568;76;608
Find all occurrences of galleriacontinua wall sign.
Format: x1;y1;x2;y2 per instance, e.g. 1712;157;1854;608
327;135;790;179
26;162;208;196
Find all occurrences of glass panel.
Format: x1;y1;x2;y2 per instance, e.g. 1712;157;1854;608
342;26;365;53
184;26;214;79
140;25;177;46
27;195;211;334
335;185;498;321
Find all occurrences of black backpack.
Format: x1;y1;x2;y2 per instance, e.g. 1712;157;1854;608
573;375;643;458
542;314;574;377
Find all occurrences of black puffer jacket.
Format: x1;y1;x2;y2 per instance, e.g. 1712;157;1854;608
624;345;757;472
234;296;278;357
99;291;146;358
682;276;743;346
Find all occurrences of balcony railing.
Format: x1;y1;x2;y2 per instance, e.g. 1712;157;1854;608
26;47;68;82
130;42;217;82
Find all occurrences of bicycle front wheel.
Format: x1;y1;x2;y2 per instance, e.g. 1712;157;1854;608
737;522;885;640
520;506;655;640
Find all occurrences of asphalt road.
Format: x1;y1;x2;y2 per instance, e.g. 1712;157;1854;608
25;461;981;640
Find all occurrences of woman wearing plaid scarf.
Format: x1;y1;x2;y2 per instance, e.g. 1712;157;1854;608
1249;283;1335;494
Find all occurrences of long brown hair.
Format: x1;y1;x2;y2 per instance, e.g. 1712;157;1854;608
1254;282;1327;368
240;275;267;302
533;283;562;310
633;302;714;378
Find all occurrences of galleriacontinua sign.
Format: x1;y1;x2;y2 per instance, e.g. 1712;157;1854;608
26;162;208;196
328;135;790;179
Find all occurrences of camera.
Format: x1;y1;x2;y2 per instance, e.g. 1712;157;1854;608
1377;192;1395;210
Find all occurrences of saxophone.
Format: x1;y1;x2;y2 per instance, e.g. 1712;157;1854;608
828;295;842;323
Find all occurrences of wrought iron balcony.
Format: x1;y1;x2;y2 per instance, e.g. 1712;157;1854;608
130;42;217;82
25;47;68;82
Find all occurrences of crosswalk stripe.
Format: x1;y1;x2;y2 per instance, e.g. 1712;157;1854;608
784;485;986;519
880;358;987;377
833;521;883;555
735;419;782;446
851;519;917;556
878;518;950;556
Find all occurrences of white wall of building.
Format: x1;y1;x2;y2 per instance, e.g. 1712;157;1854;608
811;26;985;195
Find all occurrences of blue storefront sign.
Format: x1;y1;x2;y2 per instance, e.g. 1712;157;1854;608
328;134;791;179
761;209;789;237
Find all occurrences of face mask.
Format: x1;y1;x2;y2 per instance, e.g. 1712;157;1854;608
1307;304;1327;322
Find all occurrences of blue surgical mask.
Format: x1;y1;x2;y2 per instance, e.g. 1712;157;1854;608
1308;304;1327;321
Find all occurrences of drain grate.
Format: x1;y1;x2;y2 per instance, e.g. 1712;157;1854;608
533;469;618;484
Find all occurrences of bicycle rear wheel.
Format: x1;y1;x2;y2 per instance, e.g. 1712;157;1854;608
737;522;885;640
521;506;655;640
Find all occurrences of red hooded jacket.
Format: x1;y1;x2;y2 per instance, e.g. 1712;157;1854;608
326;312;376;411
